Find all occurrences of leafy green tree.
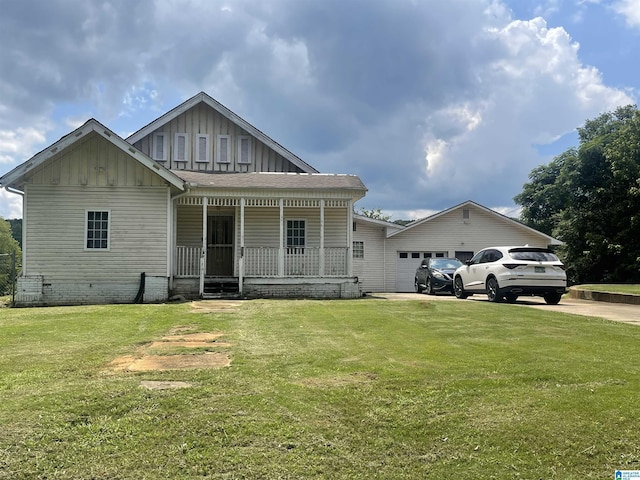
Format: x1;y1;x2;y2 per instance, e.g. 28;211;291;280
357;207;392;222
0;217;21;295
515;105;640;284
8;219;22;247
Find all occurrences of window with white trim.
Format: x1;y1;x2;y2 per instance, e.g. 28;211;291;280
238;136;251;164
152;133;167;162
196;134;210;163
286;219;306;254
353;241;364;259
85;210;110;250
217;135;230;163
174;133;188;162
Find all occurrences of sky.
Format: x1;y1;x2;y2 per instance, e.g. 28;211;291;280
1;0;639;221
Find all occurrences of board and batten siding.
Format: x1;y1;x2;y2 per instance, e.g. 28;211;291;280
132;103;305;173
353;220;386;292
384;205;553;292
27;133;168;188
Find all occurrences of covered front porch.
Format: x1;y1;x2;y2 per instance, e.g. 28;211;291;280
170;194;360;298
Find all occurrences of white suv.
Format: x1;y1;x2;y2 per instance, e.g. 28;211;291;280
453;246;567;304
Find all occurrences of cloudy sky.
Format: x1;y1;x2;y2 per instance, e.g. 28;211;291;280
1;0;638;220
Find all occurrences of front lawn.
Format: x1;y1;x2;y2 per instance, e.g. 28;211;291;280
1;299;639;479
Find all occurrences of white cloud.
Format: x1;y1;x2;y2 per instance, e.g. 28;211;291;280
613;0;640;27
0;0;637;220
0;127;48;165
0;189;22;219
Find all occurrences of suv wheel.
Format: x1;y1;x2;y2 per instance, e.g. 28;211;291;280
543;292;562;305
486;277;500;303
454;276;468;299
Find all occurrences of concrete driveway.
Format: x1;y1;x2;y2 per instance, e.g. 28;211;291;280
370;292;640;325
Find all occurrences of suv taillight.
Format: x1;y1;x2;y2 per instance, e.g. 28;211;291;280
502;263;525;270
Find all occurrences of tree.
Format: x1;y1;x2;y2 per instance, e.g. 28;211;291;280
357;207;392;222
515;105;640;284
8;219;22;247
0;217;21;295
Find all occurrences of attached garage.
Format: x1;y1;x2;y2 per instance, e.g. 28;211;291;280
353;201;563;293
395;251;446;292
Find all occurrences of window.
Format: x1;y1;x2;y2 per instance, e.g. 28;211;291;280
152;133;167;161
286;219;305;254
196;134;210;163
238;136;251;164
411;252;420;259
85;210;110;250
463;208;470;220
217;135;230;163
353;241;364;259
174;133;188;162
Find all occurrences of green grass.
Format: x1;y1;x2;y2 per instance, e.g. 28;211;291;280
575;284;640;295
1;299;640;479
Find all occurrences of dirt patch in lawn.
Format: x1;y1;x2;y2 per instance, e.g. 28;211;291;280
190;300;244;314
106;301;242;373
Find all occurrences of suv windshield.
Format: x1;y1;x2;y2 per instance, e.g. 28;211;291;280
509;248;559;262
431;258;463;269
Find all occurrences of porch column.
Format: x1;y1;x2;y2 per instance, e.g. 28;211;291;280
347;200;353;276
200;196;207;297
319;200;325;276
278;198;284;277
238;197;245;295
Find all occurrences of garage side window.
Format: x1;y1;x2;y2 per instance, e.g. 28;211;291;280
85;210;110;250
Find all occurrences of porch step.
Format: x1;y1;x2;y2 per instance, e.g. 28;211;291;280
203;277;239;296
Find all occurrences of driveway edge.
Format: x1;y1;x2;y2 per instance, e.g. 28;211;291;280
569;287;640;305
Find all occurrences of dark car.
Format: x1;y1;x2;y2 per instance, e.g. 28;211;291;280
415;257;465;295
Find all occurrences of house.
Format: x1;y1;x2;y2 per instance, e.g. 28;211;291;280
0;92;367;305
353;200;562;293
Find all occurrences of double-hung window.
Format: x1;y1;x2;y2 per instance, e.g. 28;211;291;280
286;219;305;254
85;210;110;250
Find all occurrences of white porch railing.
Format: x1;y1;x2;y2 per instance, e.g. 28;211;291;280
176;246;349;277
175;246;202;277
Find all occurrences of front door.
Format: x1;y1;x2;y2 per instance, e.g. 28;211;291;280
206;215;234;276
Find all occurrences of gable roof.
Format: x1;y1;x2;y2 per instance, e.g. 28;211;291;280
126;92;319;174
0;119;186;192
387;200;562;246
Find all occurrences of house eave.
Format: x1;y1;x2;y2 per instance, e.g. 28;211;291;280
0;119;186;191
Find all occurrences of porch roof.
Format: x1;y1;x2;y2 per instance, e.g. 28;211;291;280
172;170;367;197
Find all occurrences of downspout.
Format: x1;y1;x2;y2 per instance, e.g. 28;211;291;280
4;186;25;274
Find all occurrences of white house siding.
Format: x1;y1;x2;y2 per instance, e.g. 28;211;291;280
26;133;168;188
16;135;171;305
132;103;305;173
384;204;553;292
352;220;386;293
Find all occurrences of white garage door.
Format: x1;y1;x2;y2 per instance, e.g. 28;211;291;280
396;252;425;292
396;251;448;292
